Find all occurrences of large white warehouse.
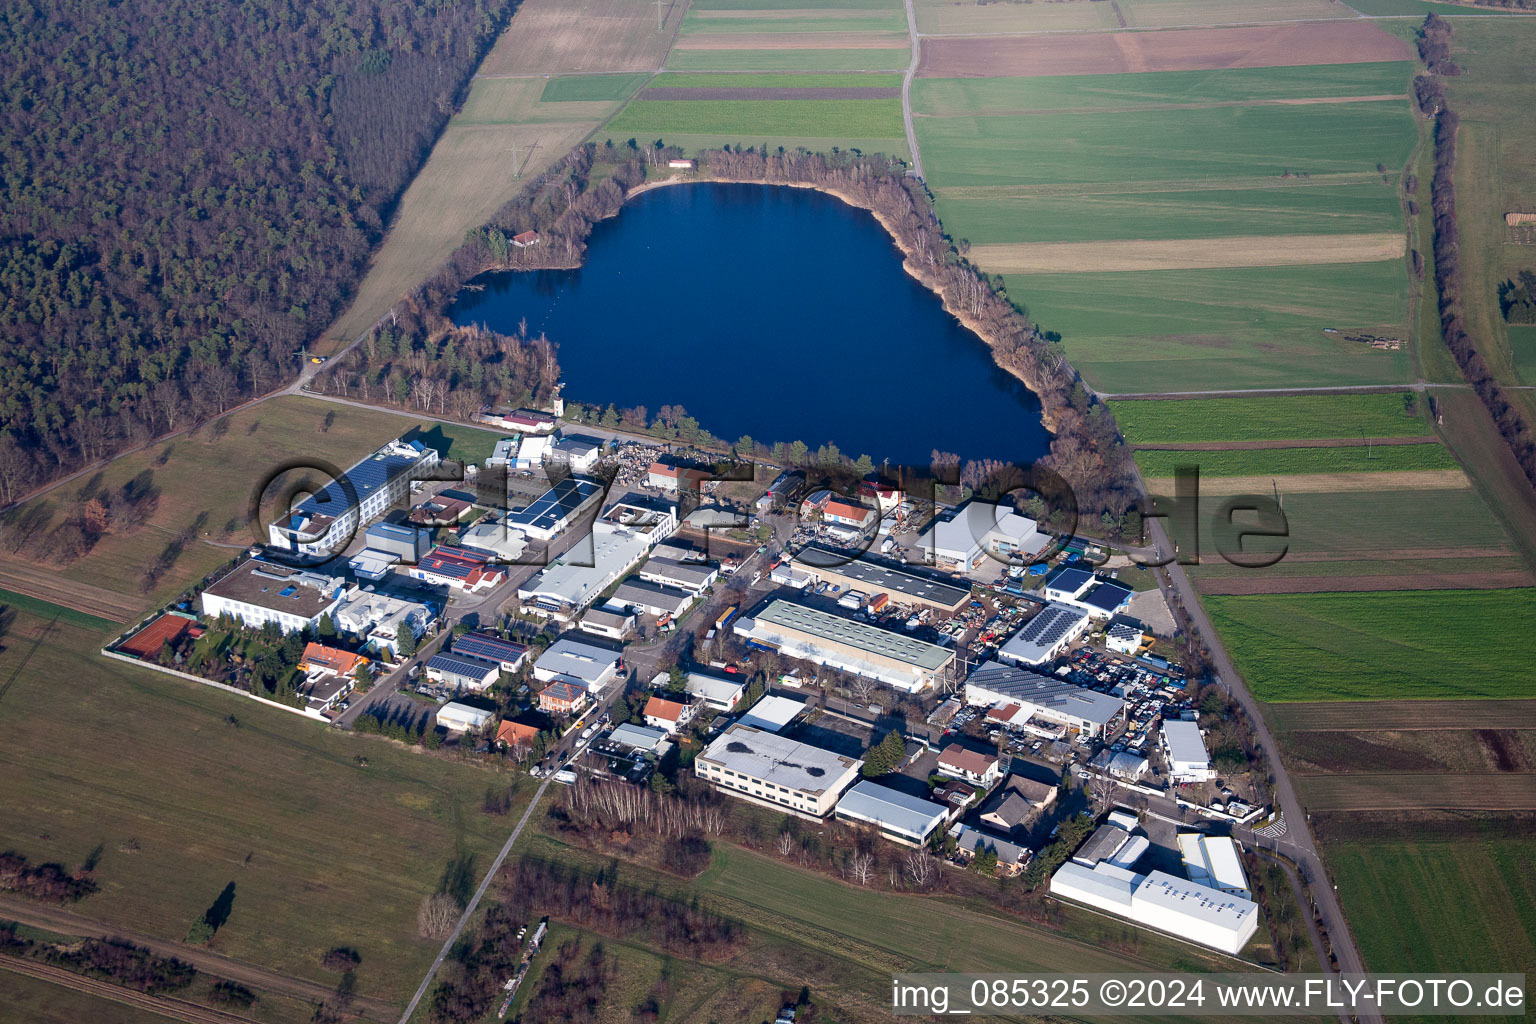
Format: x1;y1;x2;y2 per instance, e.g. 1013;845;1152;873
1049;862;1260;956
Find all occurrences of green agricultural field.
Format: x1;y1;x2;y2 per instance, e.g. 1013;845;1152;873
1204;589;1536;700
1111;393;1431;443
0;614;522;1007
934;182;1405;246
1135;443;1457;478
1005;262;1413;393
1326;838;1536;1007
0;972;174;1024
1116;0;1354;27
664;47;910;71
679;10;908;34
603;97;904;138
916;102;1418;188
1341;0;1520;14
913;63;1415;118
538;73;652;102
913;0;1121;34
648;71;903;88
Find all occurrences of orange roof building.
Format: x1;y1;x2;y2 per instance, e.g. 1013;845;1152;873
643;695;692;731
497;720;540;748
301;642;367;676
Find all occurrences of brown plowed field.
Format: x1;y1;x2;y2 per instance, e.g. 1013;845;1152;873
479;0;683;76
916;20;1411;79
1145;469;1469;494
1268;699;1536;732
1137;436;1441;451
1295;772;1536;811
0;955;254;1024
1197;569;1536;594
639;86;901;100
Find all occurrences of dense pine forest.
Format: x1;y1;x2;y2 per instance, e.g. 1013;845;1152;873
0;0;518;501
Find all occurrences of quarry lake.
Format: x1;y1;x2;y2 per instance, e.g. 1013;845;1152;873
448;183;1050;466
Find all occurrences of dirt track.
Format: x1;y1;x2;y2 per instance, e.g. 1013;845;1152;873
0;894;395;1020
1145;468;1470;494
0;558;141;622
674;32;907;50
916;20;1411;78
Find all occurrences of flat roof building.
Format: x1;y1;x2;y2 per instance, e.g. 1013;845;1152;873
517;519;654;618
332;587;435;657
550;435;602;473
796;550;970;614
1050;862;1261;956
996;603;1091;667
686;672;744;711
1162;720;1214;783
834;780;948;847
533;635;622;693
268;438;438;558
200;559;344;634
437;702;494;734
606;579;694;619
364;520;428;562
966;661;1125;739
733;600;954;693
695;724;861;818
736;694;805;733
638;556;718;596
505;476;603;541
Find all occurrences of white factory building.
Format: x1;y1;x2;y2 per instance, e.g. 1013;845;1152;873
1050;862;1260;955
916;500;1048;572
1178;833;1251;900
1161;719;1215;783
996;603;1091;666
436;702;494;734
695;724;861;818
517;520;652;619
200;559;344;634
267;438;438;558
834;780;948;848
965;661;1125;739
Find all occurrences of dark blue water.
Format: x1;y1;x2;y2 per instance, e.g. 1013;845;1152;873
448;183;1050;466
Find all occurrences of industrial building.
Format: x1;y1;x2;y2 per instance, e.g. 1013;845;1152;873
833;780;948;847
532;635;622;694
647;461;710;494
995;603;1091;666
505;477;603;541
1178;834;1251;900
1050;862;1260;956
425;652;501;692
606;579;694;619
736;694;805;733
549;435;602;473
364;520;429;562
457;517;530;562
609;723;668;753
436;702;494;734
695;724;861;818
795;550;970;614
516;519;653;619
450;632;530;673
1106;618;1145;654
579;607;636;640
732;600;954;693
686;672;744;711
821;498;877;530
1042;568;1134;620
1162;720;1214;783
638;556;718;595
409;545;507;592
916;500;1047;572
965;661;1125;739
267;438;438;557
200;559;344;633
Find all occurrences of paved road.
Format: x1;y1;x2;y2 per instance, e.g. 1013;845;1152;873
397;778;550;1024
0;893;395;1019
899;0;924;181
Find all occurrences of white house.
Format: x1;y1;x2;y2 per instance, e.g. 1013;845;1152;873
686;672;744;711
533;635;622;694
1106;619;1145;654
936;744;1000;787
331;588;436;658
